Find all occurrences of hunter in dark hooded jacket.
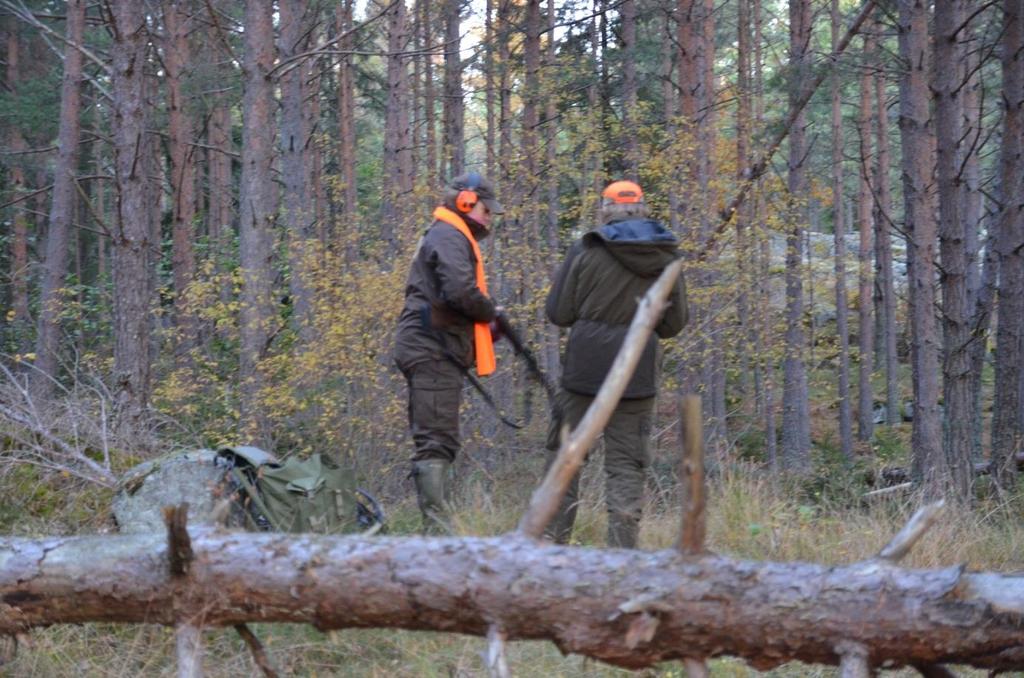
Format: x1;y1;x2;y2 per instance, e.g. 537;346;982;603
543;180;688;548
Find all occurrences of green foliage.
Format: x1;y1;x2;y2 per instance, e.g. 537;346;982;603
0;66;61;142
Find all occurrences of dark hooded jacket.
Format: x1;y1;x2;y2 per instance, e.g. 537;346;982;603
394;215;497;370
546;218;688;398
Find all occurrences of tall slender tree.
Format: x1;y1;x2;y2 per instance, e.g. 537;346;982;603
163;0;198;354
442;0;464;176
992;0;1024;491
279;0;316;337
238;0;278;443
856;31;875;442
621;0;638;177
109;1;154;418
934;0;974;502
832;0;853;460
4;21;31;348
898;0;944;495
382;0;413;250
336;0;359;233
34;0;85;389
873;14;900;427
782;0;813;471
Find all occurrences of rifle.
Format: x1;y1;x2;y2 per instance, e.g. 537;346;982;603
493;313;559;409
420;305;522;429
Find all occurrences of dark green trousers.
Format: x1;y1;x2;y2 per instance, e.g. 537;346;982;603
544;389;654;549
402;359;463;463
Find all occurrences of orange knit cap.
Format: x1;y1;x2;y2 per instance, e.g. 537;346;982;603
601;180;644;204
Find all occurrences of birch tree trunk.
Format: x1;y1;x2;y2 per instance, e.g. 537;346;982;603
898;0;945;496
238;0;277;445
34;0;85;390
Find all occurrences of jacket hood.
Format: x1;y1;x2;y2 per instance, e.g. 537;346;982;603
584;218;679;277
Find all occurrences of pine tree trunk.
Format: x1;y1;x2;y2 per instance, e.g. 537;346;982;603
4;22;31;349
832;0;853;460
382;0;412;250
6;529;1024;673
163;0;198;355
207;99;233;302
621;0;638;177
992;0;1024;491
422;0;438;189
934;0;974;503
544;0;561;380
34;0;85;389
279;0;316;339
735;0;753;410
484;0;495;177
782;0;812;471
442;0;463;177
336;0;358;265
857;31;875;443
898;0;945;496
873;23;900;427
110;1;154;419
961;20;989;464
238;0;277;445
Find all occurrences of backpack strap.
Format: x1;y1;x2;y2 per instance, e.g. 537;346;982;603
230;466;287;532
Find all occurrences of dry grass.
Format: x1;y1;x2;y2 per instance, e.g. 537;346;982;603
5;451;1021;677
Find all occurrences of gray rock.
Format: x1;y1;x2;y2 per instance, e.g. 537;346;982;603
112;449;240;533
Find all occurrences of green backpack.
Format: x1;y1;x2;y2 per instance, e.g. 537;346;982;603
221;446;383;534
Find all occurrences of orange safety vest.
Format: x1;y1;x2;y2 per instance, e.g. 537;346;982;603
432;206;496;376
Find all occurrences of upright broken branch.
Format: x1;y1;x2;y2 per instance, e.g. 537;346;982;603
517;260;684;539
678;394;706;555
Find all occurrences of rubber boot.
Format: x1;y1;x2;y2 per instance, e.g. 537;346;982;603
413;459;452;534
607;511;639;549
543;497;578;544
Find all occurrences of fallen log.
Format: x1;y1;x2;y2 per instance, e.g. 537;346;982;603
3;527;1024;672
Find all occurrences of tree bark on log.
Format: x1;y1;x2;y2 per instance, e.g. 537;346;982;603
4;528;1024;672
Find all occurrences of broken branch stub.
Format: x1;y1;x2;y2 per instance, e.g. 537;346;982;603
678;394;706;555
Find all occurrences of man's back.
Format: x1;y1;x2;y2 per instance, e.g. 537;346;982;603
546;217;687;399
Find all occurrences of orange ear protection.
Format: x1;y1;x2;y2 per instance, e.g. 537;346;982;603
455;171;482;214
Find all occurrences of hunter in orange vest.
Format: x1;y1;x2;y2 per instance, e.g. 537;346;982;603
393;172;505;533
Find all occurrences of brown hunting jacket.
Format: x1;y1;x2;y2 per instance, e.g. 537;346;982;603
394;216;497;371
546;217;688;399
